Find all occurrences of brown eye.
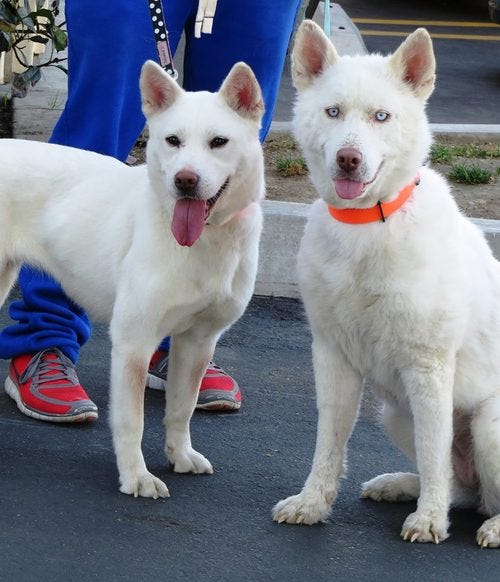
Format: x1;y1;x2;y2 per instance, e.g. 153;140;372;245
210;136;228;149
166;135;181;147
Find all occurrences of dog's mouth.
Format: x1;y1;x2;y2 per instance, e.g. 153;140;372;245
334;164;382;200
171;178;230;247
205;178;229;220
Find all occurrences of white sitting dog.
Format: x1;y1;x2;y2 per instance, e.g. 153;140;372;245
0;60;264;499
273;20;500;548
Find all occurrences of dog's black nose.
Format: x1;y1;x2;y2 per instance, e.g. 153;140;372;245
336;148;363;174
175;169;199;193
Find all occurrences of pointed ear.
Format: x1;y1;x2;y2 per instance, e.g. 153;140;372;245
140;60;183;117
219;62;264;123
389;28;436;100
292;19;338;91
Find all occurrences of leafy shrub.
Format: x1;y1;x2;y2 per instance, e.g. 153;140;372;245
0;0;67;96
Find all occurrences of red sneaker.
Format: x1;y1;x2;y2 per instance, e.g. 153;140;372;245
5;349;98;423
147;350;242;411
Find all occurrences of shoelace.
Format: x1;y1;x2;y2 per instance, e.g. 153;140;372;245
19;349;79;388
152;353;223;376
206;362;223;373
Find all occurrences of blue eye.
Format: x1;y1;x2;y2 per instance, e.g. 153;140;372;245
325;107;339;118
375;110;390;122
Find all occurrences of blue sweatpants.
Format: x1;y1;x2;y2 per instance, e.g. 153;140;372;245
0;0;301;363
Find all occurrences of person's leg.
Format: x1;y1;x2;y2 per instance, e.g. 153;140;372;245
182;0;302;141
50;0;192;159
0;267;91;363
0;266;99;422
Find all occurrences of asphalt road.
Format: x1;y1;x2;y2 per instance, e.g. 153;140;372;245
276;0;500;126
1;295;499;581
344;0;500;124
339;0;500;124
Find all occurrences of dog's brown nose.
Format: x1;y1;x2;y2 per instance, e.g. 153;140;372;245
175;169;199;193
336;148;363;174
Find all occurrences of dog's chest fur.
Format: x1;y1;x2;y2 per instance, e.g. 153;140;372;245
298;197;463;395
147;212;262;336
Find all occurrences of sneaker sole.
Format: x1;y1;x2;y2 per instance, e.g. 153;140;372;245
4;377;98;423
147;373;240;411
196;399;241;411
146;372;166;391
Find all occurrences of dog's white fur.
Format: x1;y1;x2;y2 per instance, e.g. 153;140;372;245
273;21;500;548
0;61;264;498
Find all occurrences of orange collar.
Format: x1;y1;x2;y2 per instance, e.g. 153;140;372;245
327;176;420;224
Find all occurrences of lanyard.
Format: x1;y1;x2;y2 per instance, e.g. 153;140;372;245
147;0;178;79
147;1;219;79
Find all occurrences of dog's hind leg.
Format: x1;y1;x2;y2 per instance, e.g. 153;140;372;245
0;262;19;308
362;404;420;502
381;402;417;460
471;395;500;548
362;472;420;502
164;330;217;475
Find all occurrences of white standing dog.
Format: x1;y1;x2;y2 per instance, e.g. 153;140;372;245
0;60;265;499
273;20;500;548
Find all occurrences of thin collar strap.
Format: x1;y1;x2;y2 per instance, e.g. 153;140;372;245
327;175;420;225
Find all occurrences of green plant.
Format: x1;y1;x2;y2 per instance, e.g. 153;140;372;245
0;0;67;97
430;142;500;164
276;156;308;177
448;163;493;185
463;143;500;158
430;143;453;164
47;88;62;109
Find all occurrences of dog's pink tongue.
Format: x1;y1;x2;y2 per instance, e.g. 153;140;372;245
335;179;365;200
172;198;207;247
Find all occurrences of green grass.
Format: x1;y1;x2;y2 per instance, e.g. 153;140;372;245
430;142;500;164
448;163;493;185
430;142;500;185
47;91;64;110
276;156;308;177
430;143;454;164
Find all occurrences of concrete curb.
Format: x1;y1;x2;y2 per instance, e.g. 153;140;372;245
256;202;500;299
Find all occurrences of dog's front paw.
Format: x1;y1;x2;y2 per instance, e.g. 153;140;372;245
168;447;214;475
476;516;500;548
119;471;170;499
401;510;449;544
272;491;332;525
362;472;420;503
